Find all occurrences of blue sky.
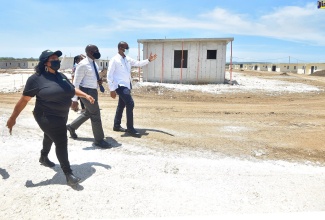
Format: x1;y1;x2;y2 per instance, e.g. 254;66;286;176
0;0;324;63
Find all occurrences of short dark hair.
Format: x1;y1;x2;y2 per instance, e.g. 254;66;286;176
73;55;80;65
118;41;127;48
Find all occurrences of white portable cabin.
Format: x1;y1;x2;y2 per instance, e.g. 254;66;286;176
137;38;234;84
303;63;325;74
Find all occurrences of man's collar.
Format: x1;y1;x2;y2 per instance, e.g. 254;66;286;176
117;53;125;59
86;56;95;62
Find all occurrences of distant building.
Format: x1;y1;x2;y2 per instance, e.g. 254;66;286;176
60;56;109;71
0;60;38;69
137;38;234;84
232;62;325;75
0;57;109;71
298;63;325;74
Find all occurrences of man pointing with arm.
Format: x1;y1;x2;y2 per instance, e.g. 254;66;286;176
107;41;157;137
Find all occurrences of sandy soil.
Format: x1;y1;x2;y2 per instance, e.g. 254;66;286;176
1;70;325;219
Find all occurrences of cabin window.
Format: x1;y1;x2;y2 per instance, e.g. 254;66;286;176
174;50;188;68
207;50;217;59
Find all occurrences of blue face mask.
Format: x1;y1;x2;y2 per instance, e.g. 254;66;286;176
124;49;129;56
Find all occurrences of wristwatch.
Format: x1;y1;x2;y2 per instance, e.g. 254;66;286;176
148;58;151;62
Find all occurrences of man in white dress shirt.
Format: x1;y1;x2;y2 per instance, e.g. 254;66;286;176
107;41;157;137
67;44;110;148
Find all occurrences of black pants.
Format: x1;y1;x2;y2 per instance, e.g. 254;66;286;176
33;112;72;174
114;86;135;129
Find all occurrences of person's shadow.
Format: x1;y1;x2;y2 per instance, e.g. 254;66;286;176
0;168;9;179
72;137;122;150
121;128;174;138
24;162;111;190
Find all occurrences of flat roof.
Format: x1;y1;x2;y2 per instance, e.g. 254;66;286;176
137;38;234;44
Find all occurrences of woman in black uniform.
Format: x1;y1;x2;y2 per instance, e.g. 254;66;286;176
6;49;95;186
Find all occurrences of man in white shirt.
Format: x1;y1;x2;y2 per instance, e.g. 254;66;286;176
67;44;110;148
107;41;157;137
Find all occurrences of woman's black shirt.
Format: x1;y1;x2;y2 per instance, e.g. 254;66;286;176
23;71;75;117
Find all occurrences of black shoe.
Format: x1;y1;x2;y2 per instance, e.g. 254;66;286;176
93;140;111;149
65;173;81;186
67;124;78;139
126;128;141;137
113;126;126;132
39;155;55;168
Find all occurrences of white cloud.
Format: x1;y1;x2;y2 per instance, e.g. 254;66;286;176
96;3;324;46
198;3;324;45
256;3;324;44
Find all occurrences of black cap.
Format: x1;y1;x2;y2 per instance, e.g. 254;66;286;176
39;49;62;62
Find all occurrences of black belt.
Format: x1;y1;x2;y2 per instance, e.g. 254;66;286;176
79;86;97;90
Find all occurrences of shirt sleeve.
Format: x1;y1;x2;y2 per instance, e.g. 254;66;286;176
128;57;150;67
71;66;76;77
107;58;117;91
23;75;39;97
72;64;86;101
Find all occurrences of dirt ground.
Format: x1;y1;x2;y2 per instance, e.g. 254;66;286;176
1;71;325;164
1;70;325;219
130;72;325;165
142;71;325;165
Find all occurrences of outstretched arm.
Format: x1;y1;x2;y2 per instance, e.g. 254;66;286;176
129;52;158;67
6;95;32;134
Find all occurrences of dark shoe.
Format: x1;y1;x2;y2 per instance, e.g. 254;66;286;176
126;128;141;137
39;155;55;168
113;126;126;132
65;173;81;186
67;124;78;139
93;140;111;149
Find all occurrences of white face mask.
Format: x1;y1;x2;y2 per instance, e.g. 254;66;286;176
124;49;129;56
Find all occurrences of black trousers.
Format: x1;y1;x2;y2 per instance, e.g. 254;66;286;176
114;86;135;129
33;112;72;174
